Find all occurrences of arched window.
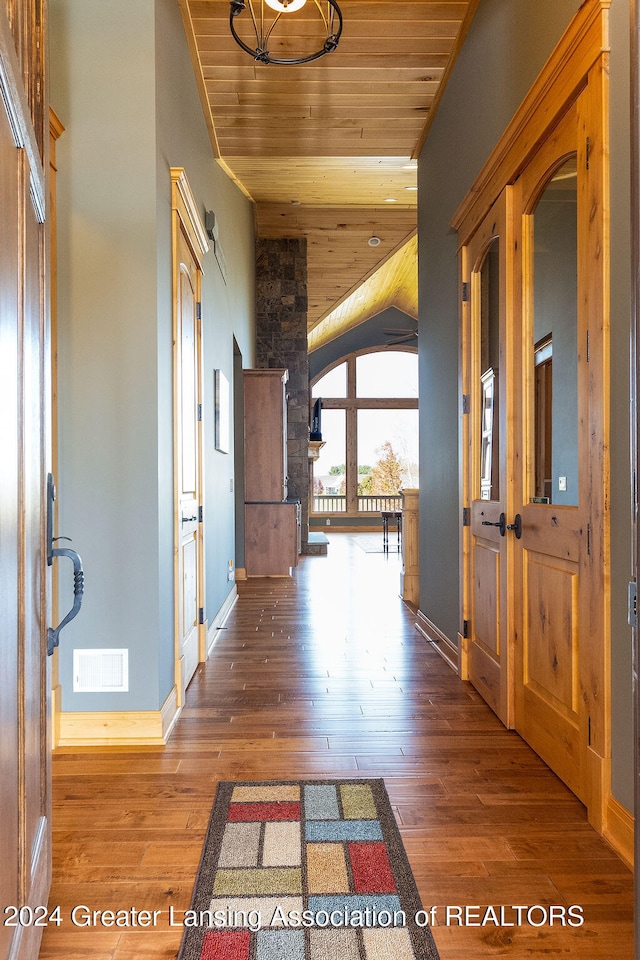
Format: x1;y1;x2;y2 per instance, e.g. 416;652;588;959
310;349;418;515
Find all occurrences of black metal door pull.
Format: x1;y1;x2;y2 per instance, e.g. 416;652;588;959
47;473;85;656
507;513;523;539
481;512;506;536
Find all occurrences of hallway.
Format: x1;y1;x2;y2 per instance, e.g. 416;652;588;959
40;534;633;959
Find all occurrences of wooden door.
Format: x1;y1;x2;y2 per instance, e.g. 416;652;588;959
462;191;513;726
175;228;202;703
456;3;609;826
0;7;51;960
512;103;591;804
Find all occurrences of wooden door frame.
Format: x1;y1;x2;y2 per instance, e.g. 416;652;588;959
0;5;51;958
459;189;516;728
453;0;611;830
170;168;209;706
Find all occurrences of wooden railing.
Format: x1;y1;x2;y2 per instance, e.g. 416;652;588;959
312;495;403;514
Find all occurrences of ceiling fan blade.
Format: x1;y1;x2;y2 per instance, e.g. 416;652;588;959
386;334;417;345
382;327;417;335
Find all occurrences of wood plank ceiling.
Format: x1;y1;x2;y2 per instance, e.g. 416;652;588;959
179;0;478;340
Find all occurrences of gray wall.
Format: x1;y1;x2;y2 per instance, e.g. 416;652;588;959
50;0;255;713
309;307;417;381
418;0;633;812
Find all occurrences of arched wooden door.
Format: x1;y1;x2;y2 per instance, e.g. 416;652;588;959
458;18;610;825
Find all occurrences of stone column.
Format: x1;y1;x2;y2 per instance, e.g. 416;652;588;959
255;238;310;552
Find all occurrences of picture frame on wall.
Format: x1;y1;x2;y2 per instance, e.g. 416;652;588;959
214;369;230;453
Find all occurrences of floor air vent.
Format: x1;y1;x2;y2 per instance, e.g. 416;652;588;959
73;649;129;693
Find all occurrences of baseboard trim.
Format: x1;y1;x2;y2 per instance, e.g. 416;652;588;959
415;610;459;674
207;584;239;655
56;685;181;748
604;794;634;869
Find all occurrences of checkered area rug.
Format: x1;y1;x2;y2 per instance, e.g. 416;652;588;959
178;779;440;960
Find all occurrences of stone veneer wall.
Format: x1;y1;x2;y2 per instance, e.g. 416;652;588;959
255;238;310;552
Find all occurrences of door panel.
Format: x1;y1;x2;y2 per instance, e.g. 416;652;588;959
0;79;22;960
176;230;201;702
23;160;50;911
464;192;512;726
513;104;588;803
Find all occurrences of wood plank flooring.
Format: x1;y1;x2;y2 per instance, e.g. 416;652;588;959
39;533;633;959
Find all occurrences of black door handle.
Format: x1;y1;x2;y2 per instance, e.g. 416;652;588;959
46;473;85;656
506;514;522;539
481;512;506;536
182;515;198;523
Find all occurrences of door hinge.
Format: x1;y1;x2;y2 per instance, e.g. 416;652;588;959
585;136;590;170
198;607;205;625
462;394;470;414
462;281;469;302
199;505;203;523
586;522;591;556
197;403;202;421
462;507;470;527
196;301;202;320
628;581;638;629
462;619;469;639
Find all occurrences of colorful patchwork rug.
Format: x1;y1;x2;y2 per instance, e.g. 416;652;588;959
178;779;440;960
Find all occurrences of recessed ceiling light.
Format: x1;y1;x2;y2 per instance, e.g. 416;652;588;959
405;186;418;191
384;198;398;203
368;236;381;246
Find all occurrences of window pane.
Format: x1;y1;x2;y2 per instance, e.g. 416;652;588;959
357;409;418;511
478;238;500;501
312;409;346;512
530;156;578;505
356;351;418;398
312;362;347;398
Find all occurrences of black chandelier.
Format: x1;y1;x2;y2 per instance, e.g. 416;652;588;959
229;0;343;66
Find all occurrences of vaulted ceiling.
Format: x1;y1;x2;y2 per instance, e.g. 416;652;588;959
178;0;478;343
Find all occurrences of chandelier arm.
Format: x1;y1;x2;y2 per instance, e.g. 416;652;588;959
229;10;265;59
263;7;284;47
311;0;328;32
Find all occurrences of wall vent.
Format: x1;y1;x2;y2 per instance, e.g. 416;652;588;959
73;649;129;693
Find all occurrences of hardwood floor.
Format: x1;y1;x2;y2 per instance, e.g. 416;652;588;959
39;533;633;959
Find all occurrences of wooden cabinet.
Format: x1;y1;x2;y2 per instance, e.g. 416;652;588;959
243;369;299;576
243;369;288;502
245;502;299;576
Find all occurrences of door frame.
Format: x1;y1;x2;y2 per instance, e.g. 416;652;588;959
460;189;515;727
453;0;610;829
170;168;209;706
0;5;51;959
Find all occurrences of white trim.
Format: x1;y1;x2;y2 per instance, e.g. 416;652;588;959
207;585;238;655
415;610;459;674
